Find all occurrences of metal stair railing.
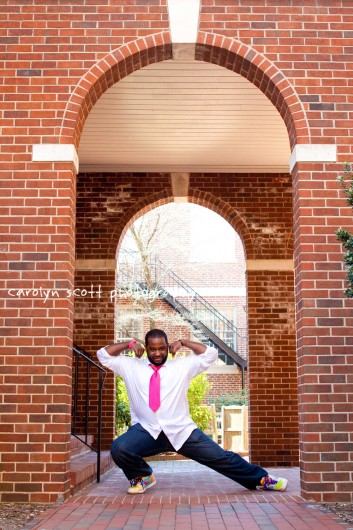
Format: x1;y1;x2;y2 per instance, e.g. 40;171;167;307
160;290;247;373
72;344;106;483
151;258;247;359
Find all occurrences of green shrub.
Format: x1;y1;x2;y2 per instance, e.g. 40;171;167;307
187;373;213;432
337;163;353;298
115;375;131;436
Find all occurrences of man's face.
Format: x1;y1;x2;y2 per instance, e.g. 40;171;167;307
146;336;168;366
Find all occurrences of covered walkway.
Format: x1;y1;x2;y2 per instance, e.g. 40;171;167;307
27;462;350;529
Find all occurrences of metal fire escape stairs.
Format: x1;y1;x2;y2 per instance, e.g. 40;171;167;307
119;258;248;386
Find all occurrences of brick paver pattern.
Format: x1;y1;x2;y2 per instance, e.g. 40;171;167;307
27;461;352;529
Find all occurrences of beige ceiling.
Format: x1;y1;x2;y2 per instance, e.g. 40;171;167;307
78;60;291;173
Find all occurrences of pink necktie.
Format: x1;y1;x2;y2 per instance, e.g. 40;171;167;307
149;365;162;412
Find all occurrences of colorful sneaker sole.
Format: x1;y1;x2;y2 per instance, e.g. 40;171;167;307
257;477;288;492
127;477;156;495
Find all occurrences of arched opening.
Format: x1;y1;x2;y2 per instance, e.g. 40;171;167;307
62;33;309;150
72;35;299;495
114;202;248;450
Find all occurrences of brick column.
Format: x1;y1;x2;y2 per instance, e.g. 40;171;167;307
293;161;353;502
247;265;299;467
0;161;76;503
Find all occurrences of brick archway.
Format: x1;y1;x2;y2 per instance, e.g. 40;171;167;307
101;178;297;468
61;32;309;152
196;32;309;149
110;191;174;259
110;190;253;260
72;31;301;484
60;32;173;149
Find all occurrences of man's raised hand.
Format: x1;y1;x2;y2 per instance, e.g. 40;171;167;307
131;342;145;358
168;339;183;357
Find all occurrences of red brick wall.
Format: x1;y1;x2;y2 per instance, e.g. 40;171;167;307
0;7;171;501
0;162;76;502
195;1;353;501
188;174;298;467
73;270;116;449
189;173;294;259
76;173;173;260
293;161;353;502
248;269;298;467
1;0;353;504
75;171;297;469
206;372;245;402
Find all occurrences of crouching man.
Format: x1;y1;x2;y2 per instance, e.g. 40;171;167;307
97;329;288;494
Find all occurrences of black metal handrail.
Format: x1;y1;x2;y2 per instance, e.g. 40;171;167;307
72;344;106;483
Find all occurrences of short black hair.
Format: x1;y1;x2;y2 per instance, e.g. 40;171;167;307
145;328;168;347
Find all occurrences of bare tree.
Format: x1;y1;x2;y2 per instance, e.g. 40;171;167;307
115;206;195;342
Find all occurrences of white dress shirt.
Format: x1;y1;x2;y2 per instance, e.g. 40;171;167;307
96;346;218;450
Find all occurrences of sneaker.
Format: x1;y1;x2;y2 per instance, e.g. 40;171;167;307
257;474;288;492
127;474;156;494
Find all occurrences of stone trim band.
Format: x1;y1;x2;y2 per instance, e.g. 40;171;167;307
289;144;337;173
76;259;294;272
32;144;79;172
246;259;294;271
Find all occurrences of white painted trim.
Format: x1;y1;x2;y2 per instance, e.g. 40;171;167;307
32;144;79;172
206;365;239;375
246;259;294;271
165;287;246;297
289;144;337;173
167;0;200;43
79;164;290;174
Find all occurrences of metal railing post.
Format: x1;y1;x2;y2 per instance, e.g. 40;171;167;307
97;370;103;483
73;352;79;435
72;345;106;484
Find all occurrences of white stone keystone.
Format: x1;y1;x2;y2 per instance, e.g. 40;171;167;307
167;0;200;43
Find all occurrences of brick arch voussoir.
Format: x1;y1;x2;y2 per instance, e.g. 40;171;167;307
188;190;254;259
109;189;253;261
60;32;172;149
196;31;310;149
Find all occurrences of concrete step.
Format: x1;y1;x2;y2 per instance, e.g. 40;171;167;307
70;450;114;495
70;434;94;458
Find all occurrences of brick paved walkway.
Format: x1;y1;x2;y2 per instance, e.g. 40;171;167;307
27;461;352;529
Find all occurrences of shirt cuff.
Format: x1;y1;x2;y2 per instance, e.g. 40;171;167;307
96;346;113;367
199;346;218;366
